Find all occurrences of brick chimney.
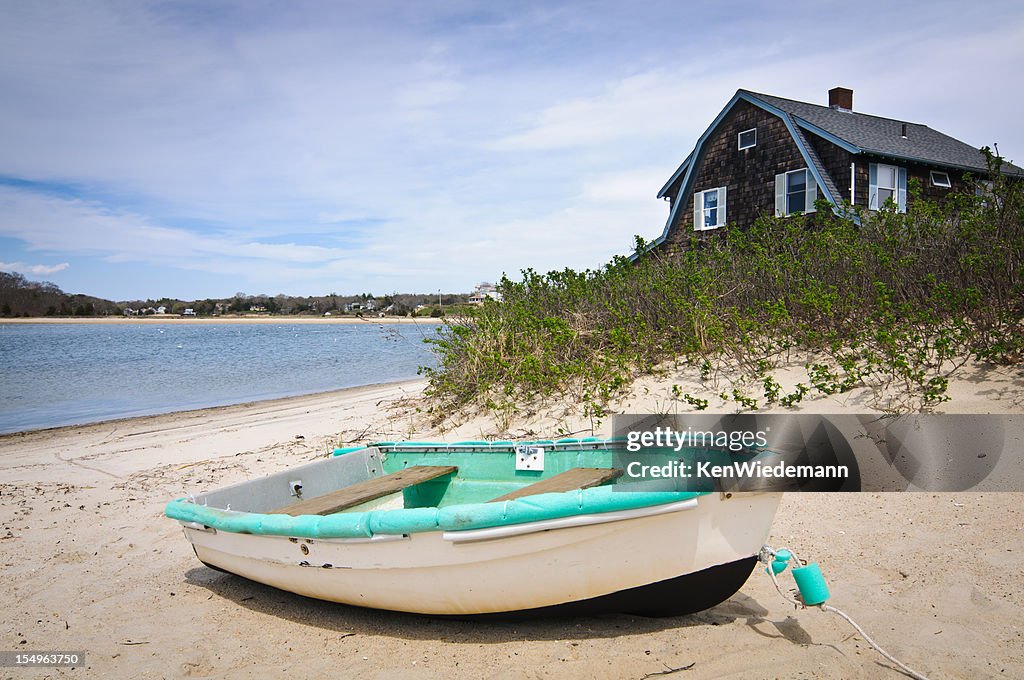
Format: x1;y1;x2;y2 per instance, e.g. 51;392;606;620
828;87;853;111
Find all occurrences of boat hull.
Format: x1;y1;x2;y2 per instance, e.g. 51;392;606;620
453;556;760;618
182;491;780;616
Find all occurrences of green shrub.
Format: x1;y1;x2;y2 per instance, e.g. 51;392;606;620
423;151;1022;416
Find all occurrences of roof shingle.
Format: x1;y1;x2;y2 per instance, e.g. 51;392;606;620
744;90;1022;175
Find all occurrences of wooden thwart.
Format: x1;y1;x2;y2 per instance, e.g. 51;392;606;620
270;465;457;516
490;467;623;502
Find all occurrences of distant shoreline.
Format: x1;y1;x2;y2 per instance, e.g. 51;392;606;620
0;315;445;325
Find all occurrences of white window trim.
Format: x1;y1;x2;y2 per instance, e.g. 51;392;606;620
877;164;898;197
930;170;951;188
737;128;757;150
850;162;855;204
870;162;906;211
693;187;727;231
774;168;817;216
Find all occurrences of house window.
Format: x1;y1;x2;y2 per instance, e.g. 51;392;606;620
869;163;907;211
876;164;897;205
774;168;817;216
738;128;757;150
930;171;951;188
693;187;727;230
975;180;995;208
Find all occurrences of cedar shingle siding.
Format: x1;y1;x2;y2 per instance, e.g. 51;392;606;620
663;99;804;251
805;135;854;204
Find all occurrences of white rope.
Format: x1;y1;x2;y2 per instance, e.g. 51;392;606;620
760;545;931;680
820;603;930;680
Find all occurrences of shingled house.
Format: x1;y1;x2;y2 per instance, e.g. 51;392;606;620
649;87;1022;252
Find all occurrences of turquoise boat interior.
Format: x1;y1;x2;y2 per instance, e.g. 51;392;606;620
165;439;752;540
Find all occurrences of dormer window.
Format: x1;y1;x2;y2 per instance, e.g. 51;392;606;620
930;171;951;188
738;128;757;150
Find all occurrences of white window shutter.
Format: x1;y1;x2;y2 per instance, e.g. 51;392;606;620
868;163;878;210
775;173;786;216
897;167;908;212
693;191;701;230
719;187;727;226
805;169;817;213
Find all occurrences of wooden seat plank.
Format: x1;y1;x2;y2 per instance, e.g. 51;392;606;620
489;467;623;502
271;465;457;516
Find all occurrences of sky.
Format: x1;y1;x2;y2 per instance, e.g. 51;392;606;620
2;1;1023;301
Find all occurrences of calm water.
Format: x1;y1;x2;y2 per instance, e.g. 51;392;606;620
0;323;437;434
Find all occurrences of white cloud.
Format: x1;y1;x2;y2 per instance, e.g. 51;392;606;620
580;168;671;203
0;261;70;276
0;1;1022;299
486;72;694;151
0;186;352;267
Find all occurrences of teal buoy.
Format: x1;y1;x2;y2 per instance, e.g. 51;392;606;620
766;548;791;575
792;563;831;605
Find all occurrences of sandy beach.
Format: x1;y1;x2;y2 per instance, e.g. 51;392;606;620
1;371;1022;679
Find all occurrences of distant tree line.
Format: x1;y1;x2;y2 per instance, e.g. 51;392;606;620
0;271;471;318
119;291;470;317
0;272;119;317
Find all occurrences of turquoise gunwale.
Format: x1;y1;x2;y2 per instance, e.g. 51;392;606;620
165;485;705;540
164;438;710;539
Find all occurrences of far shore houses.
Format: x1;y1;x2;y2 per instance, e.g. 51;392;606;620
124;305;167;316
469;282;501;305
649;87;1022;253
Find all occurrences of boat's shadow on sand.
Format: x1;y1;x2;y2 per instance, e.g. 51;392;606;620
184;566;819;647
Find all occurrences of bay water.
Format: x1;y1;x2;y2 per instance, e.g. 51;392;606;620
0;322;437;434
